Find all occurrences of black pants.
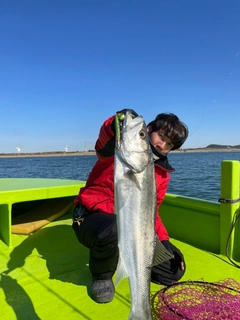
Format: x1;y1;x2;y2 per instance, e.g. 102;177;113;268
72;211;186;286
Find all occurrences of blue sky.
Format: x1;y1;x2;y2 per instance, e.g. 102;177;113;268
0;0;239;153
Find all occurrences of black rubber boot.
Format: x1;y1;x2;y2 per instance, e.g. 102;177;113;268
91;279;115;303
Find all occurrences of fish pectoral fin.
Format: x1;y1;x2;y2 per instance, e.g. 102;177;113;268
115;258;129;286
124;171;141;190
152;238;174;266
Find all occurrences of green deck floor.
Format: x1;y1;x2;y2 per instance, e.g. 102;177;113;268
1;212;240;320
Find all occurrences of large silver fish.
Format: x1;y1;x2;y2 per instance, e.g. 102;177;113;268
114;111;173;320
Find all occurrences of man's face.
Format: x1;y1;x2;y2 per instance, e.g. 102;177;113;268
147;127;174;155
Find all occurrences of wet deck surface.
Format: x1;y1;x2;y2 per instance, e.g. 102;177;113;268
1;212;240;320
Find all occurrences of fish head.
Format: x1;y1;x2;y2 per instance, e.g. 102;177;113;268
115;111;153;173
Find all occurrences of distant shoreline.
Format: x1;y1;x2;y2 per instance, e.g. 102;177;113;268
178;148;240;153
0;148;240;158
0;151;97;158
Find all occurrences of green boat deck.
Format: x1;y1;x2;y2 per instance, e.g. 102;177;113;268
1;211;240;320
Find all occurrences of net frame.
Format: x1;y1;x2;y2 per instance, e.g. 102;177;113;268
151;279;240;320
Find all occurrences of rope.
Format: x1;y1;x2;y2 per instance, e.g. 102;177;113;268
218;198;240;204
218;198;240;267
226;213;240;268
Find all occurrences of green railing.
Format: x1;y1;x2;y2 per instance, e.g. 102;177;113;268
0;178;85;246
160;160;240;262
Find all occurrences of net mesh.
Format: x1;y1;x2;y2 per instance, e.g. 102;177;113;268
151;278;240;320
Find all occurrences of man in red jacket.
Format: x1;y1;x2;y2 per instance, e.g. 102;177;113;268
72;109;188;303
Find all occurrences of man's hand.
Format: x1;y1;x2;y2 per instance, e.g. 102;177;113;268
161;240;185;272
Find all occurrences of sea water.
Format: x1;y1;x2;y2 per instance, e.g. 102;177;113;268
1;151;240;202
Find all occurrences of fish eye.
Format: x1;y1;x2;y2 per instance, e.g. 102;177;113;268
139;130;146;139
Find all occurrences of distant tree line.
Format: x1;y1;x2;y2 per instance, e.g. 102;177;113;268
206;144;240;149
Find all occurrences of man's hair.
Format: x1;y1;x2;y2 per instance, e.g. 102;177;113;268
147;113;188;150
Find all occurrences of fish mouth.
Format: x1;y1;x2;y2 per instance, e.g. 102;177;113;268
116;112;153;173
115;111;143;141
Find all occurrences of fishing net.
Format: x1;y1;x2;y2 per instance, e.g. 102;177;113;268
151;278;240;320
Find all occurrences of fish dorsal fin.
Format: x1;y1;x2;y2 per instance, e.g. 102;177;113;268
152;237;174;266
115;257;129;287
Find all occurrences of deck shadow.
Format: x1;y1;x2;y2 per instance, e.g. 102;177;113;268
1;273;41;320
6;224;92;288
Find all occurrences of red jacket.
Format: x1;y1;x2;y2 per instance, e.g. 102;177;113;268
74;115;175;241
